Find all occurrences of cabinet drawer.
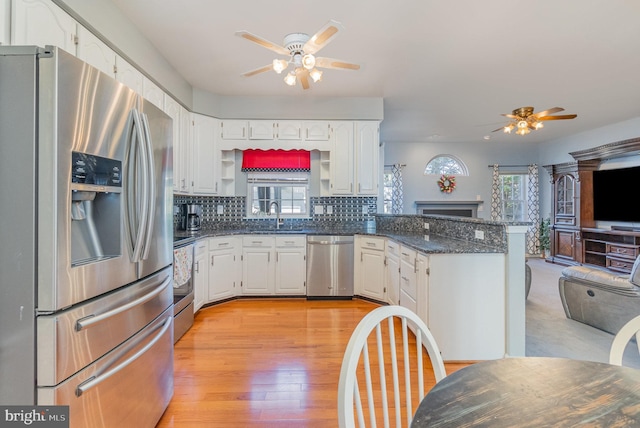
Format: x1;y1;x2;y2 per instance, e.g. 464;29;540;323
275;236;306;247
386;240;400;257
196;240;208;256
209;237;236;251
242;236;275;247
606;257;635;273
400;273;417;300
607;244;639;260
400;246;417;264
359;236;385;251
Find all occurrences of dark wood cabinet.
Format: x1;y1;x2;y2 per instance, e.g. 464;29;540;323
544;137;640;272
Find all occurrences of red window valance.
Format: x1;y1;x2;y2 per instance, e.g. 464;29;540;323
241;149;311;172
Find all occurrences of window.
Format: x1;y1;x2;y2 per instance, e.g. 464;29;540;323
246;173;309;218
499;174;528;221
424;155;468;176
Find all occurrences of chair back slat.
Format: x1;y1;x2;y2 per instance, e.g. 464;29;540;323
609;314;640;366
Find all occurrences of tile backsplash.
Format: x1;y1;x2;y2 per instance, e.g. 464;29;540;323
173;195;377;230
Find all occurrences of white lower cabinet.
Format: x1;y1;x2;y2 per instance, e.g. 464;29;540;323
193;240;209;313
275;236;306;295
354;235;386;301
385;240;401;305
241;235;306;296
208;236;239;301
416;253;429;323
399;246;418;314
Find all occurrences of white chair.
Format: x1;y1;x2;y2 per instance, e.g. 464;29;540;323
338;305;446;428
609;314;640;366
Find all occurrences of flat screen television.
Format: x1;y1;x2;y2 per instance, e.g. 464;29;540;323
593;165;640;223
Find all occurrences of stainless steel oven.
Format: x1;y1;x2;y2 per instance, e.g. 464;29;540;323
173;238;195;342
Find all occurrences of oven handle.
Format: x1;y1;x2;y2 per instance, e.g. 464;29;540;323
75;277;170;332
75;315;172;397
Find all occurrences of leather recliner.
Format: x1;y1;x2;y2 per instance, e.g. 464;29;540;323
559;256;640;335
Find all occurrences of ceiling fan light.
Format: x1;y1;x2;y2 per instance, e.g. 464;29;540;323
272;59;288;74
302;54;316;70
503;123;515;133
517;120;528;129
284;71;297;86
309;68;323;82
534;121;544;130
516;127;530;136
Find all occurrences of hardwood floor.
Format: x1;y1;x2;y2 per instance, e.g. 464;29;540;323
156;299;469;427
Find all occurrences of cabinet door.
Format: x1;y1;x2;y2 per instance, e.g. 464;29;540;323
385;254;400;305
209;250;237;301
142;76;164;109
355;121;379;195
76;27;116;78
115;56;143;94
242;249;274;294
359;249;385;301
191;114;219;195
163;96;183;193
304;121;330;141
178;106;192;193
220;120;247;140
193;241;209;312
554;228;577;262
249;120;275;140
400;248;418;313
416;253;429;323
330;122;354;195
12;0;77;54
1;0;9;45
275;249;306;294
277;121;302;140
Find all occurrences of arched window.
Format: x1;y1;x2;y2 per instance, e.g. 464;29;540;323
424;155;468;176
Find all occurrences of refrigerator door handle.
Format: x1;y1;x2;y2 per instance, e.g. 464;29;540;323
124;109;149;263
139;112;156;261
75;315;172;397
75;276;170;332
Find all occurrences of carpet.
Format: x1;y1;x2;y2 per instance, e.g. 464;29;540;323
526;258;640;368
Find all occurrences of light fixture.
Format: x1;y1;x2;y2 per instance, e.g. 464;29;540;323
284;71;297;86
272;59;288;74
302;54;316;70
309;68;323;82
503;123;515;134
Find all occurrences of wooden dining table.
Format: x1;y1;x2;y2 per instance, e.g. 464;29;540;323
411;357;640;427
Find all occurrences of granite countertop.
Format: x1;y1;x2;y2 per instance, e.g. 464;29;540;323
174;226;504;254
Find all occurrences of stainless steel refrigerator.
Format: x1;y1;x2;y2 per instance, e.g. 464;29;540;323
0;46;174;427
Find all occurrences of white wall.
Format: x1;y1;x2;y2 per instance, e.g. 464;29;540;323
384;140;538;217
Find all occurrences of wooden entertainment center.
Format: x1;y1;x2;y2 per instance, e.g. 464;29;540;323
544;137;640;273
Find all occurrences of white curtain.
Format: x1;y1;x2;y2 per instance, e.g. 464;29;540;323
391;164;404;214
490;164;502;220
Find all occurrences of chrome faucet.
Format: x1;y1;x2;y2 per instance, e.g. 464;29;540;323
268;201;283;230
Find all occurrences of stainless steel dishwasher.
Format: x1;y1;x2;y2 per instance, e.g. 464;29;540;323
306;235;354;298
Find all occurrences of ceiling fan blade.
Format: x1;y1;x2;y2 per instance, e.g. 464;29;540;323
537;114;577;121
533;107;564;118
491;127;506;133
303;19;344;55
315;57;360;70
235;31;290;56
241;64;273;77
296;68;310;89
501;114;519;119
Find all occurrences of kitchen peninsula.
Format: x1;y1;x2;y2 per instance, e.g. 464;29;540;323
176;214;528;361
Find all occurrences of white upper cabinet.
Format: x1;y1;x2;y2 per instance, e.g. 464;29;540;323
330;121;355;195
249;120;275;140
115;56;144;94
163;95;183;193
11;0;77;54
76;26;115;78
191;113;219;195
142;76;164;110
304;121;331;141
355;121;380;195
1;0;10;45
220;120;248;140
276;121;302;140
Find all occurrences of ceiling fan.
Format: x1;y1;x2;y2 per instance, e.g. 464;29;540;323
493;106;577;135
235;19;360;90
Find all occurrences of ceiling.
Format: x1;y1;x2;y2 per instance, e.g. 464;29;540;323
109;0;640;145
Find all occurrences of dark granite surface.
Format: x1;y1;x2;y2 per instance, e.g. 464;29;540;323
174;225;505;254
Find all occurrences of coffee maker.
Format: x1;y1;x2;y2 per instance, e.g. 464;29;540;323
180;204;202;231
